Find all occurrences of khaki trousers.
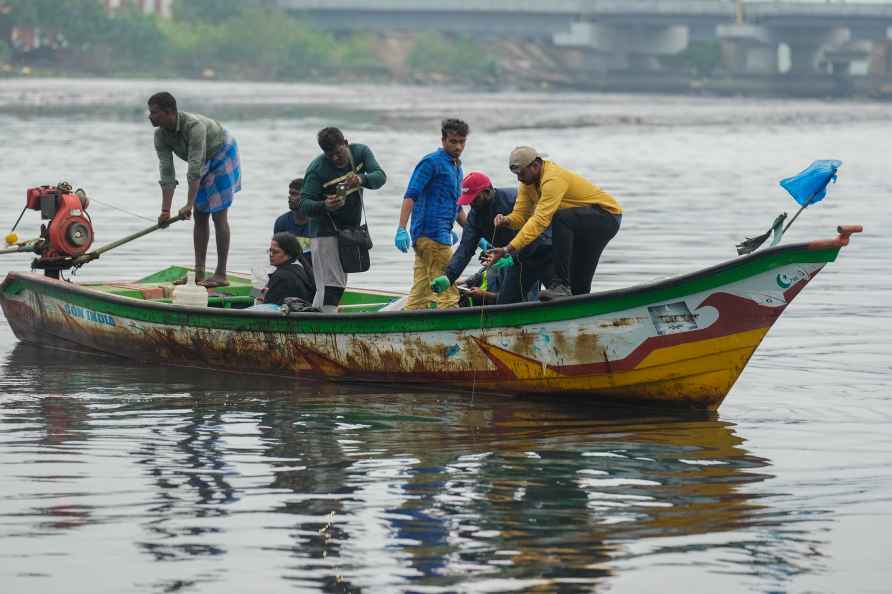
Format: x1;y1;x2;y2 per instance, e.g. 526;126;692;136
406;236;460;310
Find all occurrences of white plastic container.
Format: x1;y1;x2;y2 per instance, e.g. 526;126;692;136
251;263;272;301
172;272;208;307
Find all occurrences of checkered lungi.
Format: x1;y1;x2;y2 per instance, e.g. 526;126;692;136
195;133;241;214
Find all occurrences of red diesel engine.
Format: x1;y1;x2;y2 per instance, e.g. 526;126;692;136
26;184;94;261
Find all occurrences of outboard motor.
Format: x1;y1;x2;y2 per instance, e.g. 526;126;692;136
25;183;94;277
4;182;182;279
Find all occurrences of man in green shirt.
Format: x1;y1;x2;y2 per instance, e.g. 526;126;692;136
148;91;242;288
299;127;387;312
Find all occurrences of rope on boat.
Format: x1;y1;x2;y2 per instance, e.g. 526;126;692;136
469;228;500;405
82;195;157;223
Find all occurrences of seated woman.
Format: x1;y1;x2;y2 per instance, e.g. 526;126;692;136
256;232;316;307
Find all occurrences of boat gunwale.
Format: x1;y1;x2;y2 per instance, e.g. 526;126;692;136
1;238;843;331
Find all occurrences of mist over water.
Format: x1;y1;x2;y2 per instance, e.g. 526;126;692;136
1;79;890;593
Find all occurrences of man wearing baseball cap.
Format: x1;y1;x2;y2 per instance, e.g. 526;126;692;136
483;146;622;301
430;171;552;304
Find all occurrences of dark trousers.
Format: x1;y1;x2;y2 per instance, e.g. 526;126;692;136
497;246;554;305
551;205;621;295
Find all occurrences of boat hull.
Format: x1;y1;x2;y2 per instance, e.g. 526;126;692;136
0;240;847;409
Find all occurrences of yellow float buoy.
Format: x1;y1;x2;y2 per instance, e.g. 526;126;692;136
5;232;18;246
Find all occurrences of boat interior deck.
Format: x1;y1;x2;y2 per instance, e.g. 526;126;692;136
82;266;402;313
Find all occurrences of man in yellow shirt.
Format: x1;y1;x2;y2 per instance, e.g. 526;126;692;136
483;146;622;301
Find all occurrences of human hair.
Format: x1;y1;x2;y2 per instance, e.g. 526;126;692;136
441;118;469;139
317;127;346;153
147;91;177;113
288;177;304;192
272;232;301;260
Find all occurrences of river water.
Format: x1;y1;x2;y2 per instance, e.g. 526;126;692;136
0;79;890;593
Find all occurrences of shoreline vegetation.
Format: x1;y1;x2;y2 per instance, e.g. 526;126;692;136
2;1;889;100
0;3;503;87
0;0;731;94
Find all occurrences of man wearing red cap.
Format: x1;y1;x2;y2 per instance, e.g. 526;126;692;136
483;146;622;301
431;171;553;304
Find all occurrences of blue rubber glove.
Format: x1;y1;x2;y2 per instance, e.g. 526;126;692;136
430;275;450;294
451;230;459;245
478;237;491;252
394;227;410;253
491;255;514;270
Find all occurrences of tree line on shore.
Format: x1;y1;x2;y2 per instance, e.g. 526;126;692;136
0;0;498;83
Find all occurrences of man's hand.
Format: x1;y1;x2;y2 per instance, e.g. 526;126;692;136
394;227;411;253
345;173;362;189
157;211;171;225
464;287;489;300
430;275;450;294
177;204;192;220
324;193;345;211
493;214;511;228
483;247;508;267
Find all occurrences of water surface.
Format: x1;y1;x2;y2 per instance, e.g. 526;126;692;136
0;79;890;593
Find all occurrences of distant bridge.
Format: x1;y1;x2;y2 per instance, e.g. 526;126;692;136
276;1;892;31
277;0;892;75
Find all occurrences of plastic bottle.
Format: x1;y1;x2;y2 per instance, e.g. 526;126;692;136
251;263;272;301
172;272;208;307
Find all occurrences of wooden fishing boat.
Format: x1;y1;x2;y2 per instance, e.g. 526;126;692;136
0;225;861;410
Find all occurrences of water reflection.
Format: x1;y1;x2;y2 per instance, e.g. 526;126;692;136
0;343;827;592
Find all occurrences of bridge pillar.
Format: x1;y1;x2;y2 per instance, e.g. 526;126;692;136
719;24;857;76
717;24;778;75
783;27;850;74
830;40;874;75
554;21;688;71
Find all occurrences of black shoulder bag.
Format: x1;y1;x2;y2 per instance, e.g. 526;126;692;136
328;150;373;273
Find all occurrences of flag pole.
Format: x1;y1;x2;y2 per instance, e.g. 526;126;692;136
781;192;817;235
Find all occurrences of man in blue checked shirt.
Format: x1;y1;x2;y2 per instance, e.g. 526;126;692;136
395;118;469;310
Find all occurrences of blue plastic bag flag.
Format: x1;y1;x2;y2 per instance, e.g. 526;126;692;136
779;159;842;207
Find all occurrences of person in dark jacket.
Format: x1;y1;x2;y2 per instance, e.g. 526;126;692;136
273;177;311;258
431;172;552;305
256;232;315;306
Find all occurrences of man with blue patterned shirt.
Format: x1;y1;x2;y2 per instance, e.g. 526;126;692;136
395;118;469;310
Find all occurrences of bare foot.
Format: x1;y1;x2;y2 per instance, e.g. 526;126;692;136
198;275;229;288
175;272;204;285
